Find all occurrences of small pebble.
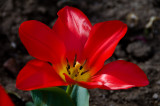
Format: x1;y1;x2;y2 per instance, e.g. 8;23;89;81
152;93;159;99
11;42;16;48
156;80;160;85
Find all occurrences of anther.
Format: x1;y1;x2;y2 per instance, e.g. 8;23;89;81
66;58;69;64
79;60;87;70
67;69;71;75
48;62;52;66
66;58;71;75
66;65;71;75
73;54;77;67
66;64;70;70
79;66;83;70
81;70;88;75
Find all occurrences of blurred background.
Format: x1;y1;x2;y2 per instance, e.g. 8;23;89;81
0;0;160;106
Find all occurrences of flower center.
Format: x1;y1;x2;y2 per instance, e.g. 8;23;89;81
67;61;90;81
59;56;90;82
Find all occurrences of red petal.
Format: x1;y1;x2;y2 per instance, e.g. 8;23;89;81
79;60;149;90
57;6;92;45
53;6;92;62
83;20;127;75
0;85;14;106
16;59;67;91
64;73;76;85
19;20;65;64
77;81;103;89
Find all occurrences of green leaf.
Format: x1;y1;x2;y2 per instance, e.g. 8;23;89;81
70;85;89;106
31;87;75;106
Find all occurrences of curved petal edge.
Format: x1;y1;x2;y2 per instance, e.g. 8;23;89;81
16;59;67;91
79;60;149;90
0;85;14;106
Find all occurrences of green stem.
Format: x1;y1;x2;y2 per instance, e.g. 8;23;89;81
66;85;74;95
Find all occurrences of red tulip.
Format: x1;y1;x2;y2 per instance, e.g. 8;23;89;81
0;85;14;106
16;6;149;91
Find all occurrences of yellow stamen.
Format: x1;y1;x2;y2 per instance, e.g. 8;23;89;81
59;61;90;82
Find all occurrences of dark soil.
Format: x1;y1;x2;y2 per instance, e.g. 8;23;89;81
0;0;160;106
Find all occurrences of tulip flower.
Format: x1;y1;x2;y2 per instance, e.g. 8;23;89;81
16;6;149;91
0;85;14;106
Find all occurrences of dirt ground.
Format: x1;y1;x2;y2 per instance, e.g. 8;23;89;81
0;0;160;106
